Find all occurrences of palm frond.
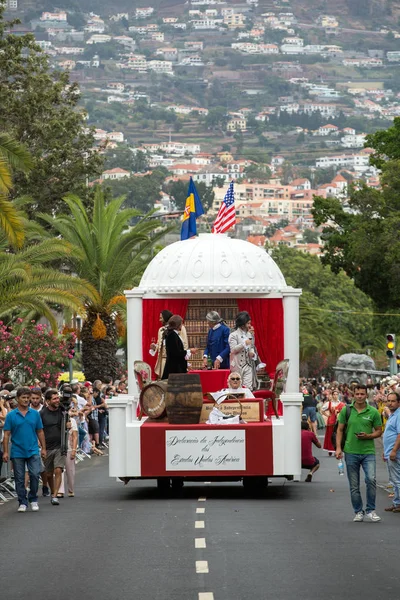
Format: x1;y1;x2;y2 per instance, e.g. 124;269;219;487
0;193;25;248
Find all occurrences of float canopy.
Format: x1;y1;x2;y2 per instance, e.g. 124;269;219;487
138;233;287;297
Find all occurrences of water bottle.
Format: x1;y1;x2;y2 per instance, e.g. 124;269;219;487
338;459;344;476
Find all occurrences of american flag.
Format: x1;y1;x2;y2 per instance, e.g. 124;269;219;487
212;181;235;234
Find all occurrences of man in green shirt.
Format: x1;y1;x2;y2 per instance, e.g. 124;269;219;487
335;384;382;522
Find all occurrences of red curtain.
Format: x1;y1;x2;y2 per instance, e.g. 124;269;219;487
142;299;189;378
237;298;284;377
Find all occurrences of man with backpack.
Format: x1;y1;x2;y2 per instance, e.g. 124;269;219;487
335;384;383;522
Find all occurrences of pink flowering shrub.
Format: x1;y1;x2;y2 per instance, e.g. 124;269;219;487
0;320;76;386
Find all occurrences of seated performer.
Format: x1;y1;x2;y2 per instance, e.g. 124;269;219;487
202;311;230;370
219;372;255;399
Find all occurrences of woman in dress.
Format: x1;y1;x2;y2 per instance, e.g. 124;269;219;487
151;309;188;379
229;311;258;390
162;315;195;380
322;389;345;456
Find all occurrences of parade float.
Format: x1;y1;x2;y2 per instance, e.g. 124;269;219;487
108;233;303;490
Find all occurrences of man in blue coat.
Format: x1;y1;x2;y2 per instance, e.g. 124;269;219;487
203;311;230;369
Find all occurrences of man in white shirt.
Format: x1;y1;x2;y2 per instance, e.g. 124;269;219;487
71;383;87;411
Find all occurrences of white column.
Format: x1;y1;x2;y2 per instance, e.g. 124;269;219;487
282;287;302;394
280;393;302;480
124;288;143;399
108;395;129;477
281;287;303;480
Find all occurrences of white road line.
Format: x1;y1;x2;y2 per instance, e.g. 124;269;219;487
196;561;209;574
198;594;214;600
198;497;206;501
195;538;206;548
195;521;205;528
196;507;205;514
204;481;211;484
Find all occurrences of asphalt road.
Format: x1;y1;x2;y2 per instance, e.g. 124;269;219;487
1;441;399;600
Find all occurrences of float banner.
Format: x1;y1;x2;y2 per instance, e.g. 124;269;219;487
165;430;246;471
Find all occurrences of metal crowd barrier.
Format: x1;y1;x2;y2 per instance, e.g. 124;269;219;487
0;423;109;505
0;459;17;503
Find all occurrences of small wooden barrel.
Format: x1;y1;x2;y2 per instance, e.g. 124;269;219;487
140;381;168;419
165;373;203;424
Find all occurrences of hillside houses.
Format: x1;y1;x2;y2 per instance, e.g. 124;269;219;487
22;0;398;260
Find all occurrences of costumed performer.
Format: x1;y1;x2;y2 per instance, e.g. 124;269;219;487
202;311;230;370
150;309;188;379
229;311;258;390
162;315;196;380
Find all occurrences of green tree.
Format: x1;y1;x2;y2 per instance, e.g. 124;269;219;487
132;150;149;173
104;146;135;171
302;229;319;244
313;119;400;312
205;107;228;131
106;169;167;212
365;117;400;169
264;219;288;238
38;189;170;380
0;6;103;215
312;162;400;311
281;161;295;185
270;246;376;367
244;164;272;181
166;180;215;212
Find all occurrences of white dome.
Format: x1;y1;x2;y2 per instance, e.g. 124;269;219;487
138;234;286;296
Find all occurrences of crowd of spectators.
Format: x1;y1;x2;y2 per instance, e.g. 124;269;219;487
0;376;128;508
300;376;400;433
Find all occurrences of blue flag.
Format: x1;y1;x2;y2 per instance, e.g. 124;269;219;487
180;177;204;241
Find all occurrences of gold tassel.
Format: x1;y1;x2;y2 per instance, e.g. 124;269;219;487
92;314;107;340
115;315;126;338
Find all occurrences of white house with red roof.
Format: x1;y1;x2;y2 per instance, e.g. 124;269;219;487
316;182;339;197
342;127;356;135
290;178;311;190
316;124;339;136
102;168;131;180
169;164;203;176
331;173;347;192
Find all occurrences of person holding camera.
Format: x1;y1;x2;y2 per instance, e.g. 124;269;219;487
29;387;50;497
41;389;69;505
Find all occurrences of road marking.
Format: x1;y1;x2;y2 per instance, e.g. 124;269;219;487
196;561;209;574
196;507;205;514
195;538;206;548
195;521;205;528
198;497;206;501
199;594;214;600
204;481;211;484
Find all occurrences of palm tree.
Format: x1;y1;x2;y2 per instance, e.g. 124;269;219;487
39;188;171;381
300;304;356;363
0;234;99;332
0;132;33;248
